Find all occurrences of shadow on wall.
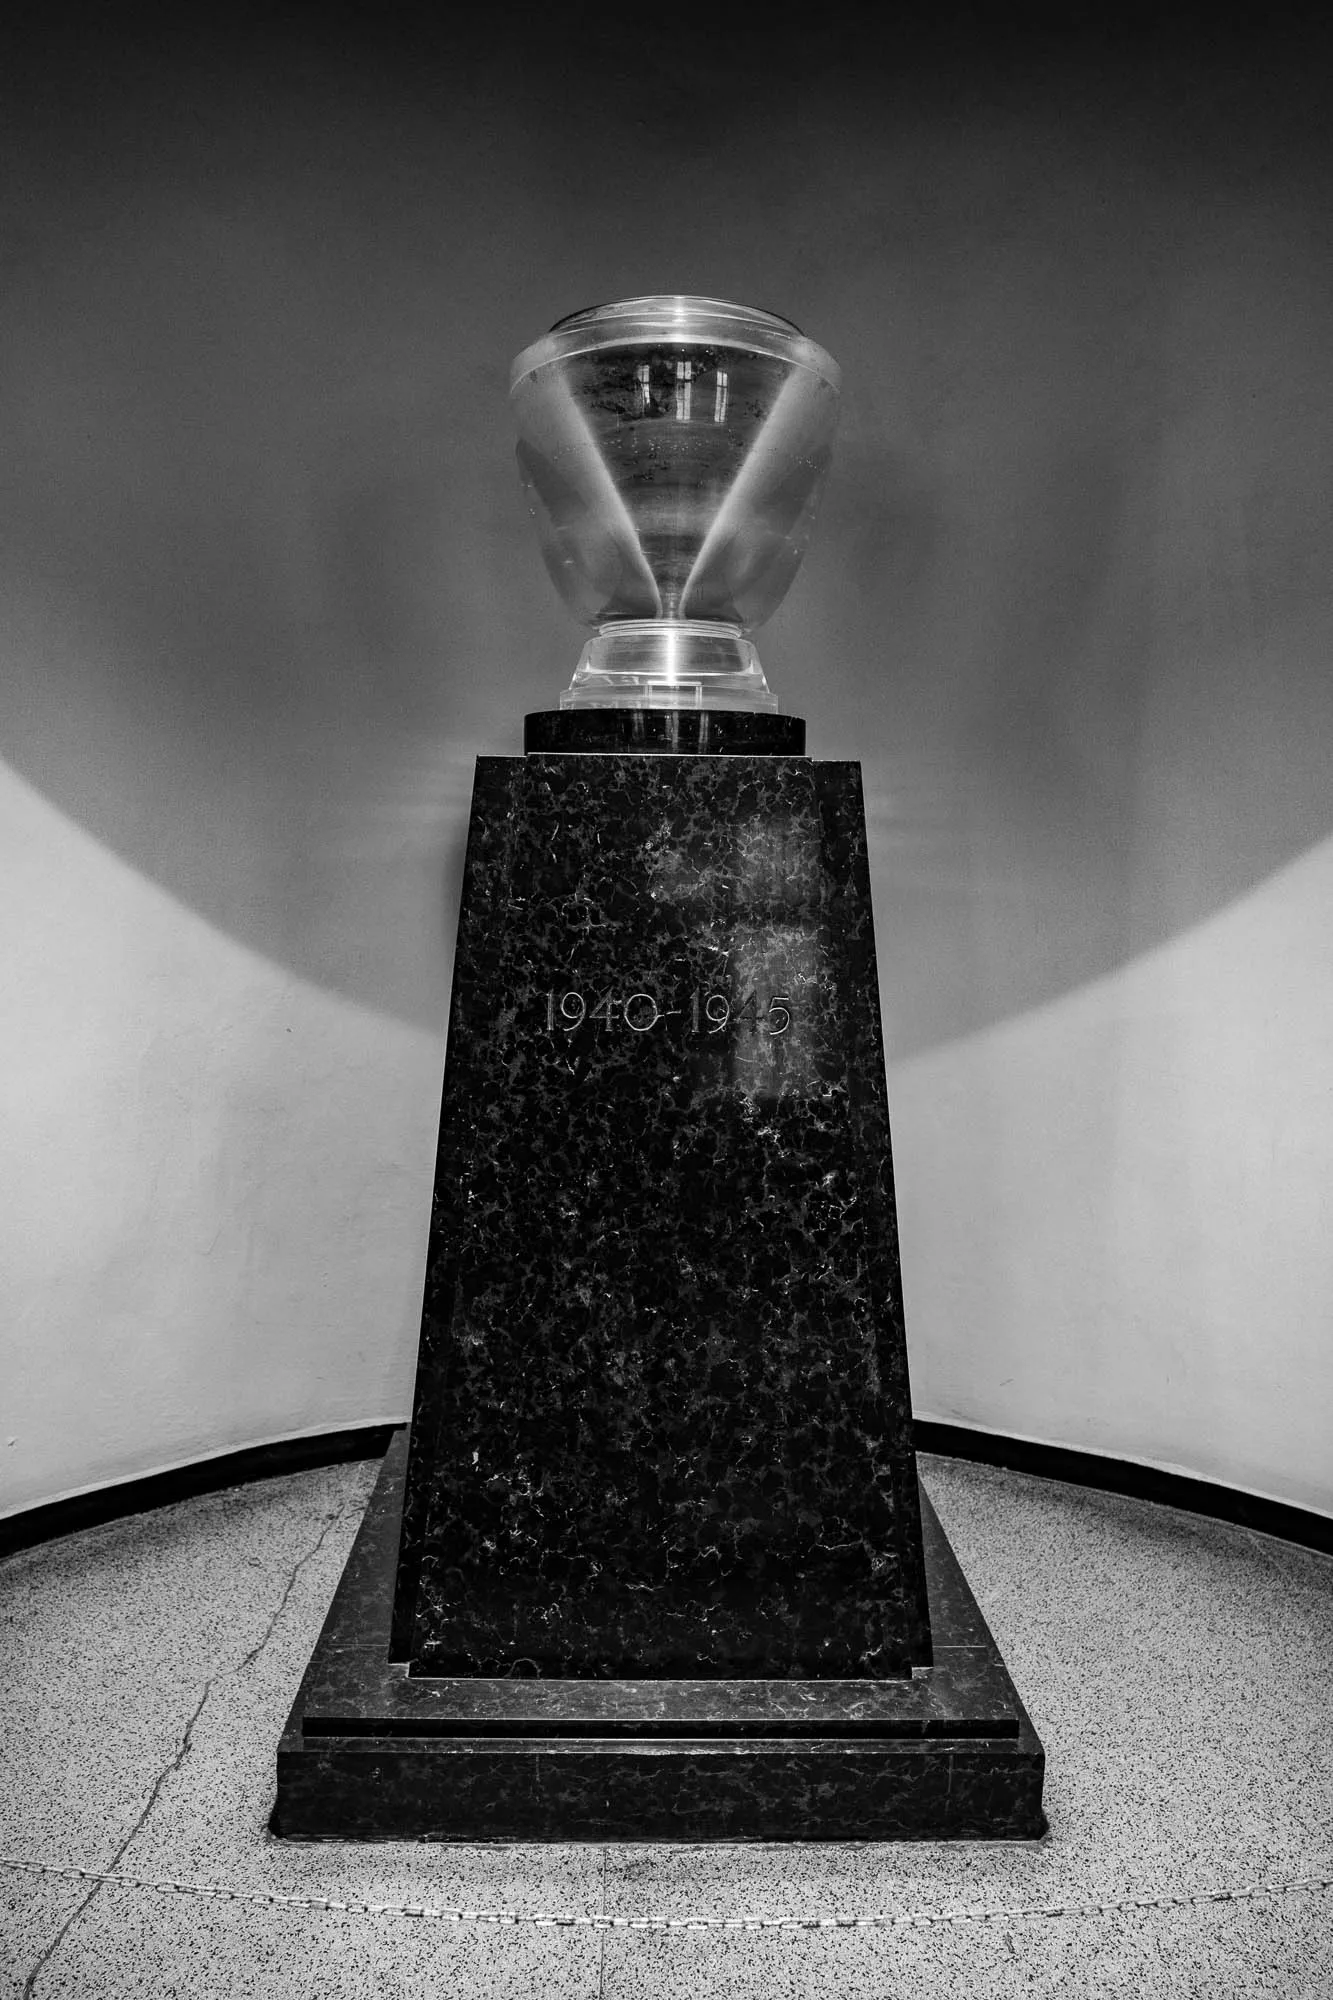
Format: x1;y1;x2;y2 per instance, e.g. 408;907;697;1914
2;13;1331;1056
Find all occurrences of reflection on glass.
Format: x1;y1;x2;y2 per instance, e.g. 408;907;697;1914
510;297;841;711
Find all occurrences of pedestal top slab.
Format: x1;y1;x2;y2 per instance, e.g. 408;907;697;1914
523;709;806;755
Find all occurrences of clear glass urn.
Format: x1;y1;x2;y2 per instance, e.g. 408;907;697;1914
510;296;841;711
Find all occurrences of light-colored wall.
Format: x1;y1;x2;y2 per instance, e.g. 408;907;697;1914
3;26;1331;1519
892;836;1333;1512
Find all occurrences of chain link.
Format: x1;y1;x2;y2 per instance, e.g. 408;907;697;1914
3;1853;1330;1934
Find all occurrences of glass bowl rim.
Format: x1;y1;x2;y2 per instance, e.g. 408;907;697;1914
509;294;841;392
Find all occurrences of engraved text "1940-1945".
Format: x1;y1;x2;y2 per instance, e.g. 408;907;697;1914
543;989;792;1038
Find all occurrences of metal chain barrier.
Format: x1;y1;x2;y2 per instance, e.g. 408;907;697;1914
3;1852;1330;1934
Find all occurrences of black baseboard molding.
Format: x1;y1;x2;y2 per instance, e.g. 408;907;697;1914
914;1421;1333;1558
2;1419;1328;1563
0;1426;396;1560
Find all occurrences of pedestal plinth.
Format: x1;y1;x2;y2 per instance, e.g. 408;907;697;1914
273;715;1044;1839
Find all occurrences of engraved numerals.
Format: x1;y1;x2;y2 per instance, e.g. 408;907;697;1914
541;988;791;1039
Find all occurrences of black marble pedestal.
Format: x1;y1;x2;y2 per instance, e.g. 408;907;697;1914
272;715;1044;1839
273;1428;1045;1840
394;745;934;1680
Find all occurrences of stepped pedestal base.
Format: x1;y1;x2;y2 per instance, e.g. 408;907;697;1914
273;1431;1045;1842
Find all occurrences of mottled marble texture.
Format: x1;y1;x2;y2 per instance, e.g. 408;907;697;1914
391;754;931;1680
271;742;1043;1837
274;1432;1044;1841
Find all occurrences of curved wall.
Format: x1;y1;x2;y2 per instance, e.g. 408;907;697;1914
3;18;1331;1520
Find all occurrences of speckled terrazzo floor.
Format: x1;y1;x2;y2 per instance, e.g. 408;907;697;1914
1;1453;1330;1999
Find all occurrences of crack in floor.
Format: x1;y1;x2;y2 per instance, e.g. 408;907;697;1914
18;1499;362;1995
235;1501;363;1676
20;1677;216;1999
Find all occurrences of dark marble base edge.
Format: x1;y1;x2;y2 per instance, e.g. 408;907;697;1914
273;1741;1046;1843
272;1428;1046;1841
